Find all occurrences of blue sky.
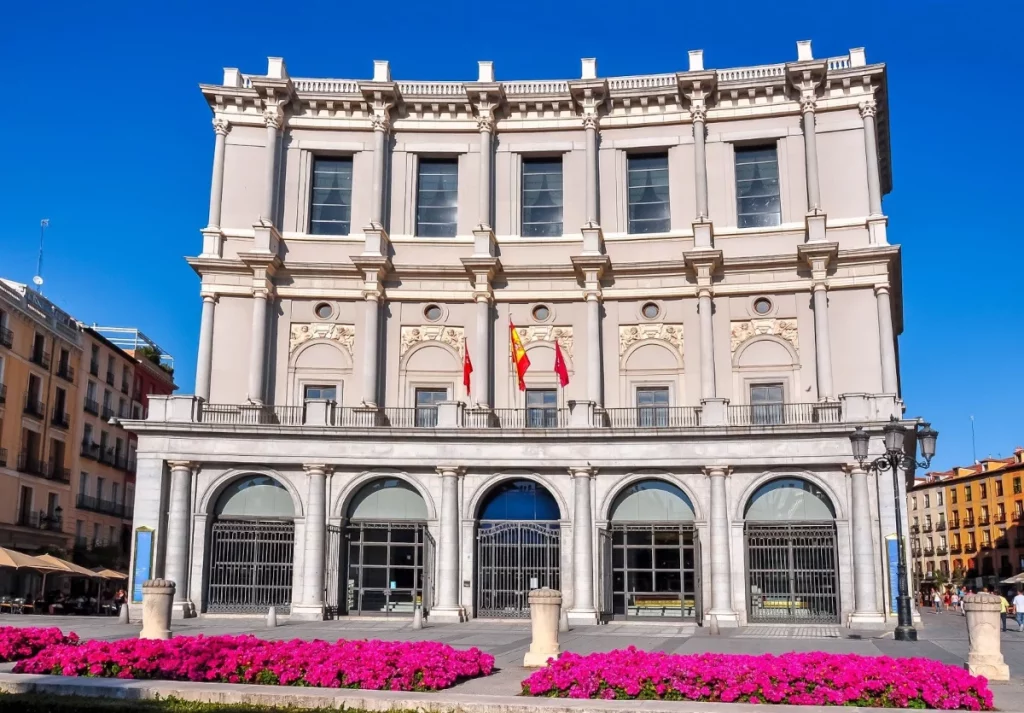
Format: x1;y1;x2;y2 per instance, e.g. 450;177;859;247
1;0;1019;470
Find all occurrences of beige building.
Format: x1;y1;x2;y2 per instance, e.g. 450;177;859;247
908;476;950;586
128;41;927;629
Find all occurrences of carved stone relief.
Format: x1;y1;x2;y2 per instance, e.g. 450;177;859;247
400;325;466;357
730;318;799;353
289;323;356;355
618;324;684;358
515;325;574;359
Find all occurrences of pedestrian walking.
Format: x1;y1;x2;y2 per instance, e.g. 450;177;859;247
933;590;942;611
951;590;960;613
999;591;1010;632
1013;590;1024;631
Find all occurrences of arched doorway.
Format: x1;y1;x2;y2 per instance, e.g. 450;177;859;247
602;479;700;620
207;475;295;614
330;478;433;617
743;477;839;622
476;479;561;618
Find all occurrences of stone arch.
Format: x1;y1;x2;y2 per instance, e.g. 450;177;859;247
736;471;843;522
598;471;704;522
399;342;464;404
465;472;569;521
621;340;682;370
331;470;437;521
399;341;462;371
199;467;304;520
290;338;354;369
287;339;353;405
732;335;798;368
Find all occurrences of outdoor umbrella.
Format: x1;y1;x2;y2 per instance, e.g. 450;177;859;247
0;547;63;572
1001;572;1024;585
34;555;105;613
92;568;129;580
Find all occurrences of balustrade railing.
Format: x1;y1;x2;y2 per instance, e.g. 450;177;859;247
727;402;841;427
601;406;701;429
200;403;305;426
76;493;127;518
492;408;568;429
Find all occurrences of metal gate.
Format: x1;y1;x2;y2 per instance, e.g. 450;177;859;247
477;521;560;618
324;524;343;619
745;523;838;623
207;520;294;613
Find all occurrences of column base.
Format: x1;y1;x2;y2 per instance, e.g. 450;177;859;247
429;606;466;623
567;608;599;626
289;603;325;621
171;601;196;620
848;611;886;629
705;610;739;628
867;216;888;246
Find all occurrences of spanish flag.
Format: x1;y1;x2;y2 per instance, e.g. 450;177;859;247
510;319;531;391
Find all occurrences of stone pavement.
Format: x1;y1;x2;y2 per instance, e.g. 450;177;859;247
3;609;1024;709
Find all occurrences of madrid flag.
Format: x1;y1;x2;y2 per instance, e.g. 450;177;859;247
510;320;531;391
463;341;473;395
554;340;570;387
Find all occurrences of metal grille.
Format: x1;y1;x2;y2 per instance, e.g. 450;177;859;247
343;522;433;616
602;523;700;620
207;520;294;613
745;523;839;623
324;524;343;619
477;521;560;618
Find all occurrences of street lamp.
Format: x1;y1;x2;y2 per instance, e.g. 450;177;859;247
850;416;938;642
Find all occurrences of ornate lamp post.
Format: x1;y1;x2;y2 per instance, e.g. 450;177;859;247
850;417;938;642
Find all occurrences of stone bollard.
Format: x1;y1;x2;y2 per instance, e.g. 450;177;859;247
139;579;175;640
412;602;423;630
963;593;1009;680
524;588;561;668
558;608;569;633
118;603;130;624
266;606;278;628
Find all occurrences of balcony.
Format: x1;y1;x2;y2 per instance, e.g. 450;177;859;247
0;326;12;349
949;544;962;554
922;523;933;533
923;547;935;556
981;543;992;551
911;547;922;557
17;510;63;533
101;405;115;420
98;448;116;466
963;518;975;528
935;521;946;531
601;406;701;429
949;521;960;530
995;514;1007;524
0;447;6;468
89;359;99;377
0;383;6;405
84;398;99;416
75;493;127;518
105;370;115;386
50;407;70;430
910;524;920;534
979;517;990;527
56;362;75;383
15;454;69;483
23;394;45;419
80;440;100;460
120;380;130;395
29;350;50;369
727;402;842;427
996;537;1009;549
965;543;978;553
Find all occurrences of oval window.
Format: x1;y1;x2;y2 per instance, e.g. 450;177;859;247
424;304;443;322
753;297;773;315
314;302;333;320
642;302;660;319
532;305;550;322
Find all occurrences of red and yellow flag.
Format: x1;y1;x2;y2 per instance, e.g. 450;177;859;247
510;319;531;391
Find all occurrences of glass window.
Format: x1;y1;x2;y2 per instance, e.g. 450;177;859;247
636;387;669;427
424;305;443;321
924;494;930;508
310;157;353;235
314;302;333;320
416;159;458;237
951;489;958;504
304;385;337;401
532;305;550;322
965;485;972;502
749;383;784;425
937;491;943;506
980;483;988;499
996;481;1004;496
1015;477;1022;494
414;388;447;427
641;302;660;319
735;145;781;228
627;154;670;234
521;158;563;237
525;389;558;428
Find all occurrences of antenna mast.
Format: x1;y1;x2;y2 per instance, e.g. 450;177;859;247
34;219;49;293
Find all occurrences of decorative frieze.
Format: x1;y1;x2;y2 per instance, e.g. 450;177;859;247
730;319;799;353
289;323;356;354
515;325;574;359
619;324;684;358
400;325;466;357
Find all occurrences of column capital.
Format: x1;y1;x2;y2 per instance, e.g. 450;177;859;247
167;460;195;472
800;96;817;114
252;285;273;300
436;466;465;478
797;241;838;282
702;465;732;478
843;463;869;477
582;113;600;131
569;466;596;479
873;282;891;296
303;463;332;476
262;106;284;130
476;115;495;133
859;99;878;119
212;118;231;136
684;248;723;288
199;291;219;304
371;113;391;133
689;104;707;123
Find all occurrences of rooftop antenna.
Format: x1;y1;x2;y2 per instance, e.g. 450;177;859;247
970;415;977;465
34;219;49;293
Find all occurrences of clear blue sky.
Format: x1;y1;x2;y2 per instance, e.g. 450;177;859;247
1;1;1019;470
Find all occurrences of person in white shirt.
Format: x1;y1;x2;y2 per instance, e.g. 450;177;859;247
1012;590;1024;631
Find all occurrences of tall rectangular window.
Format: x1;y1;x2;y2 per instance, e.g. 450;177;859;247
416;159;458;237
749;383;784;425
996;480;1004;497
414;388;447;428
627;153;670;234
521;158;563;237
636;387;669;427
310;157;353;235
525;389;558;428
735;145;781;228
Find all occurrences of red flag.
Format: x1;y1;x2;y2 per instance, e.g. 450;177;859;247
463;342;473;395
554;340;570;388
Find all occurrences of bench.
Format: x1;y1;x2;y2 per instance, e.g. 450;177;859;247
629;595;695;617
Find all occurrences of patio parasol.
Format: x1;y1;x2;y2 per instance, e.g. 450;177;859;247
92;568;129;580
0;547;63;572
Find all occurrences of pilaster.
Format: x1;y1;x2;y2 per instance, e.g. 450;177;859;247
568;466;598;625
433;466;467;623
704;465;738;626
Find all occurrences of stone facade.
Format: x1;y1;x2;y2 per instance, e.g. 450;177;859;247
126;41;922;628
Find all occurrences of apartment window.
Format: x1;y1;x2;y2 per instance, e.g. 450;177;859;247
525;389;558;428
521;158;563;237
924;494;930;508
83;423;93;445
75;520;84;538
416;158;458;237
951;489;958;504
937;490;944;506
940;535;947;548
980;483;988;499
939;513;946;527
735;145;781;228
303;385;337;401
627;153;670;234
1016;501;1023;518
636;387;670;427
96;477;104;501
996;481;1004;497
1015;477;1022;494
998;503;1006;519
414;388;447;428
310;157;353;235
86;381;96;402
46;493;59;517
926;561;934;573
967;507;974;523
912;516;918;528
89;345;99;375
912;497;917;510
79;472;88;496
749;383;784;425
93;523;100;543
983;530;991;546
965;485;972;502
112;482;120;505
924;515;931;528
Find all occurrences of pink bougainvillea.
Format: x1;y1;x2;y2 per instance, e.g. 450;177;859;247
13;634;493;691
521;648;993;710
0;627;78;663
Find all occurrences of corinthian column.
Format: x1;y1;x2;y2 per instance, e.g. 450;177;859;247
361;286;381;406
848;464;884;626
293;464;328;620
164;461;195;618
875;284;899;395
585;287;602;406
801;97;821;213
811;283;834;399
706;466;737;625
691;105;709;220
208;119;230;229
194;293;217;401
583;113;600;225
698;289;716;400
474;293;492;406
247;286;270;404
568;467;598;624
859;100;883;217
477;116;494;229
369;114;390;227
261;108;282;225
433;466;465;623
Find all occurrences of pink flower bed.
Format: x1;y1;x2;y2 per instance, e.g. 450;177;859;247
521;648;993;710
0;627;78;663
14;634;493;691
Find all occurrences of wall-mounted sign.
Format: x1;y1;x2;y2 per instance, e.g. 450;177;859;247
132;528;154;603
886;535;899;616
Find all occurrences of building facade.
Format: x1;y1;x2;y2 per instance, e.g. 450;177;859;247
128;41;924;628
908;476;950;587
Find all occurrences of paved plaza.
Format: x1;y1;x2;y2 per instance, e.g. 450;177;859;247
3;610;1024;709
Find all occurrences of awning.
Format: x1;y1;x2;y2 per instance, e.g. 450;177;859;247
1001;572;1024;585
92;568;129;580
35;554;104;578
0;547;64;572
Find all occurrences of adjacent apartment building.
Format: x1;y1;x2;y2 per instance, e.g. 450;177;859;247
907;474;950;586
0;279;175;576
127;41;928;628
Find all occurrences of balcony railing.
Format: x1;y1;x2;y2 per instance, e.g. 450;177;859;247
911;547;922;557
979;517;990;526
0;383;6;404
949;544;962;554
965;543;977;553
75;493;127;518
105;370;115;386
51;408;70;429
89;359;99;377
1016;512;1024;522
30;350;50;369
727;402;842;427
202;403;306;426
80;440;100;460
996;537;1009;549
0;326;12;349
98;448;117;466
601;406;701;429
923;547;935;556
910;524;920;534
17;510;63;532
995;514;1007;524
921;523;933;533
84;398;99;415
0;447;6;468
949;521;960;530
15;453;70;483
963;518;975;527
935;521;946;531
56;363;75;383
23;394;45;419
101;405;115;420
121;380;130;395
980;543;992;551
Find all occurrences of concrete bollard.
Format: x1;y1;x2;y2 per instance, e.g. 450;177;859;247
118;603;130;624
963;593;1009;680
139;579;175;640
559;608;569;633
266;606;278;628
524;587;561;668
412;602;423;630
